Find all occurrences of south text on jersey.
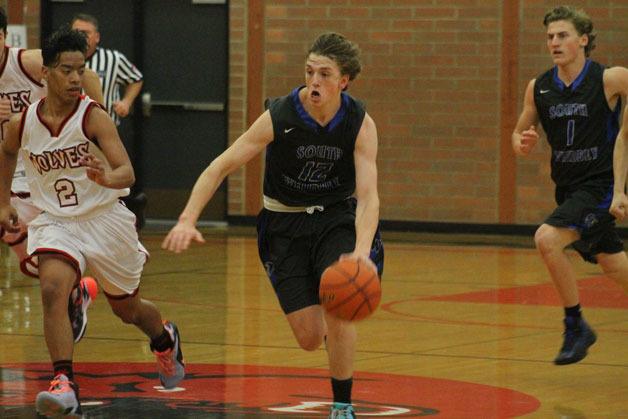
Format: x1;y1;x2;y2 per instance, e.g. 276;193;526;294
549;103;588;119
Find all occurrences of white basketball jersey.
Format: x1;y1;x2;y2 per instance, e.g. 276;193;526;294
19;96;129;217
0;47;46;193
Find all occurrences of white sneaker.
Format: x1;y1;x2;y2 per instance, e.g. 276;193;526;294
35;373;82;418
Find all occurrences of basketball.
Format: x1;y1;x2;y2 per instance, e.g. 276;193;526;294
319;258;381;321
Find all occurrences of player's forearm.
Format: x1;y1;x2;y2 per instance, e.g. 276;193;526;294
354;195;379;257
178;163;226;225
0;152;17;205
613;128;628;193
105;164;135;189
122;81;143;107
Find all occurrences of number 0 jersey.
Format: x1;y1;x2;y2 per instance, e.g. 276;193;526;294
0;47;46;193
264;87;366;207
534;60;621;187
19;96;128;217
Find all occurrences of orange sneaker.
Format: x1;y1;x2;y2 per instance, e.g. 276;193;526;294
68;277;98;343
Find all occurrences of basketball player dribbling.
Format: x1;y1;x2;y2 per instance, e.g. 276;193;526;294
0;27;184;417
163;32;384;418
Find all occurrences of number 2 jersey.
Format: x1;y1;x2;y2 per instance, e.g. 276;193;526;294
18;96;128;217
0;47;45;193
264;87;366;207
534;60;622;187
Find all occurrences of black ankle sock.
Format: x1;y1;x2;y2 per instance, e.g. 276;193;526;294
150;327;173;352
331;377;353;404
53;360;74;380
564;304;582;319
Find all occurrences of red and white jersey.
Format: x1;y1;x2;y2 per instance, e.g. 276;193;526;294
19;96;129;217
0;47;45;193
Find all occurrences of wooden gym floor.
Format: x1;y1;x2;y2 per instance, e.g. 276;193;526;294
1;227;627;418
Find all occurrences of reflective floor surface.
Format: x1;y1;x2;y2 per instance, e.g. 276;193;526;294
1;228;627;417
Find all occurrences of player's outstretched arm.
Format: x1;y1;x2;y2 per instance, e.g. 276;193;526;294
162;110;274;253
79;105;134;189
512;79;540;156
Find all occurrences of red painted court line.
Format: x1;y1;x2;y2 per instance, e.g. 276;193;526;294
420;275;628;309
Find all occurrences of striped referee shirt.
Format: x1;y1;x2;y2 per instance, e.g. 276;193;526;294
85;47;143;125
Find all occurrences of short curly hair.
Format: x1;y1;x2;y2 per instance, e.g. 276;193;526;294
543;5;596;57
42;26;88;67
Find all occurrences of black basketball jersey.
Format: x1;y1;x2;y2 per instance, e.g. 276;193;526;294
534;60;621;187
264;87;366;207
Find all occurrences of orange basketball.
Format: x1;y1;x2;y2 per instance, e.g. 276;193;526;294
319;258;381;321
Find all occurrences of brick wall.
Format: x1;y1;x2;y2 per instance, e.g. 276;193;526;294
15;1;628;226
516;1;628;224
256;0;628;225
227;0;248;215
2;0;40;47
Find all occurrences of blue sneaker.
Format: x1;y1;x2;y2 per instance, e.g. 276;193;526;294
68;277;98;343
329;402;356;418
151;321;185;388
554;317;597;365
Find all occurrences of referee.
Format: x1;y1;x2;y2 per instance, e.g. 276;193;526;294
71;13;147;229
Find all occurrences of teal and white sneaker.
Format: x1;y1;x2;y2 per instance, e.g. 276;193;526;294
151;320;185;389
329;402;356;418
35;374;82;418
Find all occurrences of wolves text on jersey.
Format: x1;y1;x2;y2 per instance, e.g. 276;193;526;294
28;141;89;175
549;103;588;119
0;90;32;113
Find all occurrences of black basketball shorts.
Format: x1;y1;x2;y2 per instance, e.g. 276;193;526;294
545;178;624;263
257;198;384;314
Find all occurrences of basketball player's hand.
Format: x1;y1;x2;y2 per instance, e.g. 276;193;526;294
519;125;538;155
113;101;130;118
0;205;20;233
339;252;377;274
79;153;110;186
162;222;206;253
610;192;628;221
0;97;11;122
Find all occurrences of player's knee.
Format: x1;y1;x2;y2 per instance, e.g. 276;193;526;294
599;254;628;281
534;225;558;255
295;329;325;351
39;282;67;308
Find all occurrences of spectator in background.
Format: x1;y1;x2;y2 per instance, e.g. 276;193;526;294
71;13;147;229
